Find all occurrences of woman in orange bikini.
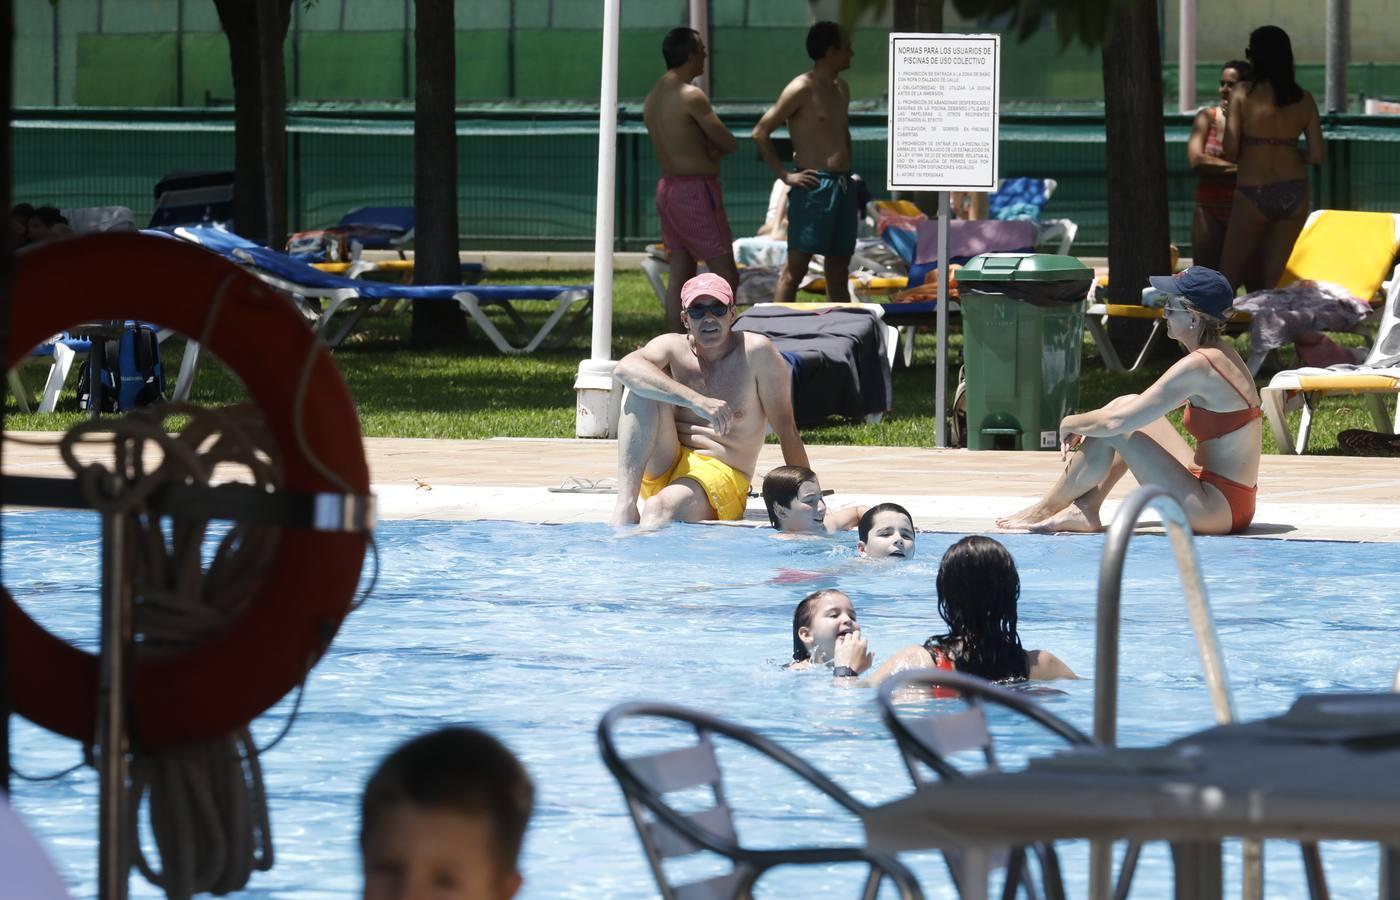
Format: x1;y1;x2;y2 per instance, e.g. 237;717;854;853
1218;25;1324;291
1188;60;1251;270
851;536;1076;688
998;267;1261;536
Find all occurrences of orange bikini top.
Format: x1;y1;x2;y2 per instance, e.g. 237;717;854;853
1183;350;1261;442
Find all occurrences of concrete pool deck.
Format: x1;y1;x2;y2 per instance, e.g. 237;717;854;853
4;434;1395;541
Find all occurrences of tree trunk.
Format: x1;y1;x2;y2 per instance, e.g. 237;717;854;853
0;0;12;795
214;0;291;246
1100;0;1173;360
893;0;942;32
410;0;467;345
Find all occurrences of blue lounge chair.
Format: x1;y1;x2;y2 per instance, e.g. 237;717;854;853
174;226;592;354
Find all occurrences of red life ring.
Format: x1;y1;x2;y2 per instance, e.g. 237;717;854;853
3;233;370;749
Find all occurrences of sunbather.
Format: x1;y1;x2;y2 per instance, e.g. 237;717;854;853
611;274;809;528
761;465;866;535
856;536;1076;687
998;266;1262;535
856;502;916;559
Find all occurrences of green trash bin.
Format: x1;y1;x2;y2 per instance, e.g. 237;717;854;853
956;252;1094;451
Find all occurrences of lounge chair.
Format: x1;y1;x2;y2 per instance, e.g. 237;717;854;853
1087;210;1400;374
598;701;926;900
174;226;592;354
1260;262;1400;453
733;302;896;424
7;334;91;413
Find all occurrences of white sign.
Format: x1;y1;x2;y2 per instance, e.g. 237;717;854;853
887;33;1001;191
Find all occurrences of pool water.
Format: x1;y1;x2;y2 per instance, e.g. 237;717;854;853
7;510;1399;898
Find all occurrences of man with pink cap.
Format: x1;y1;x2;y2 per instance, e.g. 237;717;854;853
611;272;810;527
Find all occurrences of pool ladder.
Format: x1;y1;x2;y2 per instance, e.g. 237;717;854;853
1088;486;1328;900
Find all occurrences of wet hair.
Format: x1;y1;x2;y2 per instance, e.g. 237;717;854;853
761;465;817;528
925;536;1028;682
31;206;67;227
361;726;534;874
806;21;844;62
1246;26;1303;107
1222;60;1252;81
662;27;700;70
858;502;914;544
791;588;846;662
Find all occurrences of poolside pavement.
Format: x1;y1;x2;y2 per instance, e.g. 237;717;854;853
5;433;1395;541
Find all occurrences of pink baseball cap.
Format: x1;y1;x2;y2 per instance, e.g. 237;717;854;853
679;273;735;309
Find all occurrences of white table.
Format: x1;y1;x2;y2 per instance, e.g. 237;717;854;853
863;698;1400;900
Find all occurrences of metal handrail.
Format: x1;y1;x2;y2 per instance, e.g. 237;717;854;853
1088;485;1242;900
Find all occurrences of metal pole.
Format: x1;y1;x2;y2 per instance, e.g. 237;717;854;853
1090;485;1239;900
1325;0;1350;113
97;507;132;900
1178;0;1196;112
589;0;620;363
689;0;710;96
934;191;949;447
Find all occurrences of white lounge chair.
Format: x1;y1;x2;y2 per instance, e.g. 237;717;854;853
1260;262;1400;453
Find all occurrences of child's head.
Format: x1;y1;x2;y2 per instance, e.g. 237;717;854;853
934;536;1026;680
762;465;826;532
857;503;916;559
791;588;857;663
361;727;534;900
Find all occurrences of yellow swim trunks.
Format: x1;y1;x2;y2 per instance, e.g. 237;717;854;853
639;447;751;521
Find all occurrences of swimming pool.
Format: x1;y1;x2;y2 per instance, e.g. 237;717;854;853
8;510;1399;898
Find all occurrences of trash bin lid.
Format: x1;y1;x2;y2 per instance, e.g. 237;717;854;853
955;252;1094;283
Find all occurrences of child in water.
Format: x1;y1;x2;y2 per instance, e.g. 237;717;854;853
762;465;866;535
786;588;873;676
860;535;1077;686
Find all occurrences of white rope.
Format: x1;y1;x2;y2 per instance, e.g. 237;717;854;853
59;402;283;900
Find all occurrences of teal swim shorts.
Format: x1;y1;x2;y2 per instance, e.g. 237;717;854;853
786;171;858;257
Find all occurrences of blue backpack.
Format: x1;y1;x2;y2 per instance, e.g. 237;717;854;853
78;323;166;412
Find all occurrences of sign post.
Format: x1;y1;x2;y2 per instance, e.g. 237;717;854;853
887;33;1000;448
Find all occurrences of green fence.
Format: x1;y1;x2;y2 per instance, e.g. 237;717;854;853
14;107;1400;255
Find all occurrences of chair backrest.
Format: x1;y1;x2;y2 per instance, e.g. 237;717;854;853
598;705;754;899
1362;267;1400;366
1279;210;1400;301
878;669;1092;788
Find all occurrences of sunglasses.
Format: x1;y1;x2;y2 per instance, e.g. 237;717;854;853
686;303;729;320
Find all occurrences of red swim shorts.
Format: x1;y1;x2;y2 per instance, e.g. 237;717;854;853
655;175;734;262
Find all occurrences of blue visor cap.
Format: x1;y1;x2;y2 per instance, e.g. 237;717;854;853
1148;266;1235;319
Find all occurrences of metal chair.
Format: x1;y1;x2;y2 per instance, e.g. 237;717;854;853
878;669;1141;900
598;701;926;900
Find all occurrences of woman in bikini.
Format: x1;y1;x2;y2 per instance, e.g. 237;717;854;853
1218;25;1324;292
997;266;1261;536
855;536;1076;688
1188;60;1251;270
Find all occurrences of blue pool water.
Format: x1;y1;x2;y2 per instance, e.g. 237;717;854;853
7;510;1400;898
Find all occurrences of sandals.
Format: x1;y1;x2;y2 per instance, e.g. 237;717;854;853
1337;429;1400;458
548;476;618;494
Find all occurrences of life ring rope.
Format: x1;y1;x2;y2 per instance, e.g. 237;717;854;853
4;233;372;749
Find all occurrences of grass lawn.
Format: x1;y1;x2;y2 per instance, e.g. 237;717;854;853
5;269;1380;455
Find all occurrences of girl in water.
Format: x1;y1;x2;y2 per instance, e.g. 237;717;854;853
787;588;872;675
857;537;1076;687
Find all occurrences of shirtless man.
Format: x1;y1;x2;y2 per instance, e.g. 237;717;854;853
644;27;741;334
610;273;810;528
752;21;856;302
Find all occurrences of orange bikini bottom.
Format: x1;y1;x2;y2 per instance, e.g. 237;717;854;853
1192;467;1257;534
